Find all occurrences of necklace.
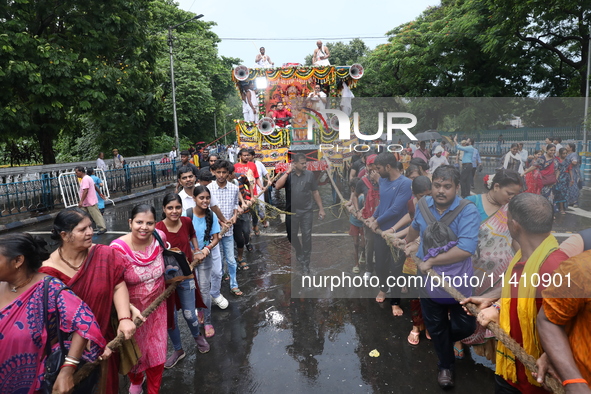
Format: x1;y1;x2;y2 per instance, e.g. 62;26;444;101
435;206;447;215
58;247;87;271
9;275;34;293
486;192;502;207
131;236;152;253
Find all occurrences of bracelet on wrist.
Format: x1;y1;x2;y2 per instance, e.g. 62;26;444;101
64;356;80;365
119;316;132;322
563;379;588;386
60;363;77;371
492;303;501;311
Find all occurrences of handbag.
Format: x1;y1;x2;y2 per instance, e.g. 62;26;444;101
42;277;100;394
152;230;194;284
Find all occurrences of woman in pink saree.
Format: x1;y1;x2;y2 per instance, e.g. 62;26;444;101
110;204;167;394
0;233;105;394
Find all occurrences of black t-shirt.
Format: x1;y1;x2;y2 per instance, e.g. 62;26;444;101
351;159;365;175
285;170;318;212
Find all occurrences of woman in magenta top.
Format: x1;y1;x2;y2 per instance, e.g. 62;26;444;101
110;204;167;394
155;193;209;370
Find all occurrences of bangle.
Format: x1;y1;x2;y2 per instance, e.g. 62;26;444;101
119;316;132;322
205;245;212;251
492;303;500;311
64;356;80;365
60;363;77;370
563;379;588;386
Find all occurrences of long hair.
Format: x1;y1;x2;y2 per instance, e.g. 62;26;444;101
193;185;213;243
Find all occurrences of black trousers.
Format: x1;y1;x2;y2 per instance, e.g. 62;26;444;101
420;297;476;370
373;232;405;302
233;213;251;249
286;210;313;266
494;375;521;394
460;163;473;198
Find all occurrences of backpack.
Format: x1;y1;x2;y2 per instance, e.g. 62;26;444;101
361;176;380;219
417;197;472;255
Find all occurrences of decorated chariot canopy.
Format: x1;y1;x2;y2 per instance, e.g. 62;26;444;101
232;64;363;171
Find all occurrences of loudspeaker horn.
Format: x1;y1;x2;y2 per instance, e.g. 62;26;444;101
349;64;364;79
257;117;275;135
233;65;249;81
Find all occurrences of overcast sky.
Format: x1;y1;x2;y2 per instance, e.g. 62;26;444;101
175;0;441;67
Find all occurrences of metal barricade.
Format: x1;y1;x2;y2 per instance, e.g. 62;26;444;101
58;172;81;208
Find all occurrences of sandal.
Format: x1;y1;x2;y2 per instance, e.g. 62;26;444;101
205;324;215;338
222;273;230;281
237;259;249;271
197;310;204;325
253;228;260;236
352;265;360;274
246;243;253;252
454;346;464;360
408;330;420;346
230;287;243;296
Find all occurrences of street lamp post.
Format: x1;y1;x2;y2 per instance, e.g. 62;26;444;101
169;14;204;152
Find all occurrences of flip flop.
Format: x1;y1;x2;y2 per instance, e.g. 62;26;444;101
205;324;215;338
454;346;464;360
408;331;420;346
231;287;243;296
197;310;204;325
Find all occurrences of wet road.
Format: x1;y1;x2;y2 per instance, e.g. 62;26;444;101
7;176;591;393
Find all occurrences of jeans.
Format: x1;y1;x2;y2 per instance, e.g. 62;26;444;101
210;245;223;298
196;253;213;325
286;210;313;267
420;297;476;370
168;278;202;351
460;163;473;198
373;233;404;302
219;235;238;289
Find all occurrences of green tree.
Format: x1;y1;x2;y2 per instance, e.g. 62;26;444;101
0;0;159;163
304;39;370;66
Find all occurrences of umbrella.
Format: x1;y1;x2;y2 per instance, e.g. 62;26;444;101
194;141;206;145
413;130;442;141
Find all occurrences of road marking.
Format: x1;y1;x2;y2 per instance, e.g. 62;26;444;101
567;207;591;219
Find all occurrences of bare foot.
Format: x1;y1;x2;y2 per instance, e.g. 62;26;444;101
375;291;387;303
391;305;404;316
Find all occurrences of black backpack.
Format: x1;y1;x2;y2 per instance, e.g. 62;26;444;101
418;197;473;255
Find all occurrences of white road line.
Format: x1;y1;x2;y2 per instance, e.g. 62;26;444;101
567;207;591;219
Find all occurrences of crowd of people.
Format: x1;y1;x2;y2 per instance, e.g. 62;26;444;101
0;138;589;393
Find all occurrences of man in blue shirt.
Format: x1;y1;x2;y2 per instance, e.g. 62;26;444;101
404;165;480;389
470;142;481;189
454;135;476;197
367;153;412;314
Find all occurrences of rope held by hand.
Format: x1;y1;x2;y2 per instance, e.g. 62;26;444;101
323;156;564;394
74;172;281;385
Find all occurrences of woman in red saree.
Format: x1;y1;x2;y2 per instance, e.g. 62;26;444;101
110;204;167;394
0;233;105;394
40;208;138;394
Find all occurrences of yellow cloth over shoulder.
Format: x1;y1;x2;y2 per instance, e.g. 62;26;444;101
496;234;558;386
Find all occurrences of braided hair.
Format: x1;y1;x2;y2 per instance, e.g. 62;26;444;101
192;185;213;244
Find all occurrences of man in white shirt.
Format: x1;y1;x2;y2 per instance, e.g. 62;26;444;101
96;152;107;171
429;146;449;173
227;145;236;163
306;84;327;112
169;146;178;161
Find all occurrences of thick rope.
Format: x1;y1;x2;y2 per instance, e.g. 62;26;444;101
322;157;564;394
74;172;281;384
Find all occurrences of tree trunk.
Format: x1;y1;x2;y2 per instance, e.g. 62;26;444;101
37;128;56;164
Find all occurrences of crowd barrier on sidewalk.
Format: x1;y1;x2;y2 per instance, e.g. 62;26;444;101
0;159;178;218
